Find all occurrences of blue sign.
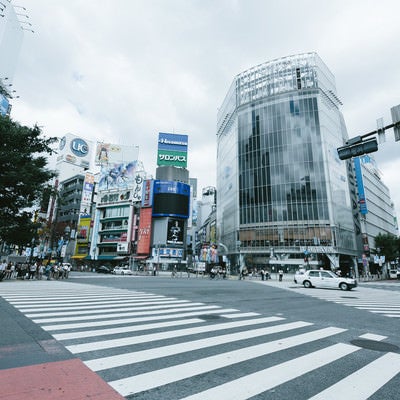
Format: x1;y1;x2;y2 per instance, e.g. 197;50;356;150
0;94;10;116
70;138;89;157
353;157;368;214
158;133;188;152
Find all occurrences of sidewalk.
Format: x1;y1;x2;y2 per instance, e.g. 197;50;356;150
0;291;124;400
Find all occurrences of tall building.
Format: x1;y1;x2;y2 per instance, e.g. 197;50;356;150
217;53;358;274
0;1;25;115
354;155;398;263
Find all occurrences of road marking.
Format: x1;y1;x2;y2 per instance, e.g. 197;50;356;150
53;318;205;340
109;327;347;396
40;308;240;331
85;320;312;371
32;305;221;324
8;295;167;307
17;299;190;312
359;333;387;341
309;352;400;400
66;316;285;354
25;301;208;318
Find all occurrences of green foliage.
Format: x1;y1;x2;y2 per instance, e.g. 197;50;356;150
0;115;58;247
374;233;400;261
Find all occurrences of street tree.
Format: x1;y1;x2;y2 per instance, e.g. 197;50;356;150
0;115;58;250
374;233;400;262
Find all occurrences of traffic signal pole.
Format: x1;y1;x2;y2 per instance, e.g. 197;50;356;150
337;119;400;161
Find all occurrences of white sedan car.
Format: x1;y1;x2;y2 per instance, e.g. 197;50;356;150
112;266;133;275
294;269;357;291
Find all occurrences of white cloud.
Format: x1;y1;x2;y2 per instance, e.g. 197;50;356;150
7;0;400;219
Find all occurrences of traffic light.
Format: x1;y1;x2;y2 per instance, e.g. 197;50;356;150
337;138;378;160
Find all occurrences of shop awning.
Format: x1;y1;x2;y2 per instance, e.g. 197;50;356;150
71;255;87;259
133;255;149;259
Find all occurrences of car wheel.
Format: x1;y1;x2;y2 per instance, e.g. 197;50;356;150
339;282;349;291
303;280;312;288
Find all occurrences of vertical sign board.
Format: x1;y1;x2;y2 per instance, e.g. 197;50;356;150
391;105;400;141
353;157;368;214
157;133;188;168
0;94;10;116
136;208;152;255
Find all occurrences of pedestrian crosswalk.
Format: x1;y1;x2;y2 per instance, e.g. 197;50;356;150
256;279;400;318
1;281;399;399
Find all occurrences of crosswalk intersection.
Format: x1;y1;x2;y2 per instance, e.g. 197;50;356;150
1;280;400;399
255;279;400;318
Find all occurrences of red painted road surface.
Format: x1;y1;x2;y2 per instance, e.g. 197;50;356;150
0;358;125;400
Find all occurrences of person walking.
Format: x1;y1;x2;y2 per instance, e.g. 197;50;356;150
260;268;265;281
0;260;6;281
278;268;284;282
29;262;37;280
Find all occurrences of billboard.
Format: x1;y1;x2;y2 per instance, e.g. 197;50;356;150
141;179;154;207
98;159;143;191
136;207;152;255
157;132;188;168
95;142;139;165
57;133;93;169
167;218;185;245
152;180;190;218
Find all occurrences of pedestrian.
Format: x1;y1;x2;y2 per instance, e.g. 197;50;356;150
29;262;37;280
10;262;15;279
0;260;6;281
260;268;265;281
38;264;44;280
5;262;12;279
278;268;283;281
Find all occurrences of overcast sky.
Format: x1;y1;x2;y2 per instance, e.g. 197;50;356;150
9;0;400;219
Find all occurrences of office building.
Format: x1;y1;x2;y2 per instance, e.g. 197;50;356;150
216;52;358;273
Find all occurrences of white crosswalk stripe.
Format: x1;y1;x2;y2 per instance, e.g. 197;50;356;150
255;279;400;318
1;280;399;400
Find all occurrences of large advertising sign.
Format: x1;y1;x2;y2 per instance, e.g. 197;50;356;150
98;159;143;191
152;180;190;218
157;132;188;168
141;179;154;207
167;218;184;245
136;207;152;255
57;133;93;169
95;142;139;165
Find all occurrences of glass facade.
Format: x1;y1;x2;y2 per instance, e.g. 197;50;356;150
217;53;357;271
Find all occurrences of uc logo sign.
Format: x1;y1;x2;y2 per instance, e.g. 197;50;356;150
70;138;89;157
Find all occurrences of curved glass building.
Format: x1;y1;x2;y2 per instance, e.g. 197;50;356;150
217;52;357;273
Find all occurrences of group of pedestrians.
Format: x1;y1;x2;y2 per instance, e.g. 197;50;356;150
0;260;70;281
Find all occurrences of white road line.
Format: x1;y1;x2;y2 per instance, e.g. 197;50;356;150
25;301;207;318
359;333;387;341
53;318;205;340
85;320;312;371
41;308;239;331
32;305;221;324
66;316;284;354
309;352;400;400
17;299;189;312
221;312;260;318
109;327;347;397
179;343;359;400
8;295;166;306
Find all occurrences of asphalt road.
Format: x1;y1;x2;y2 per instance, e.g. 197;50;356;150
1;272;399;399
